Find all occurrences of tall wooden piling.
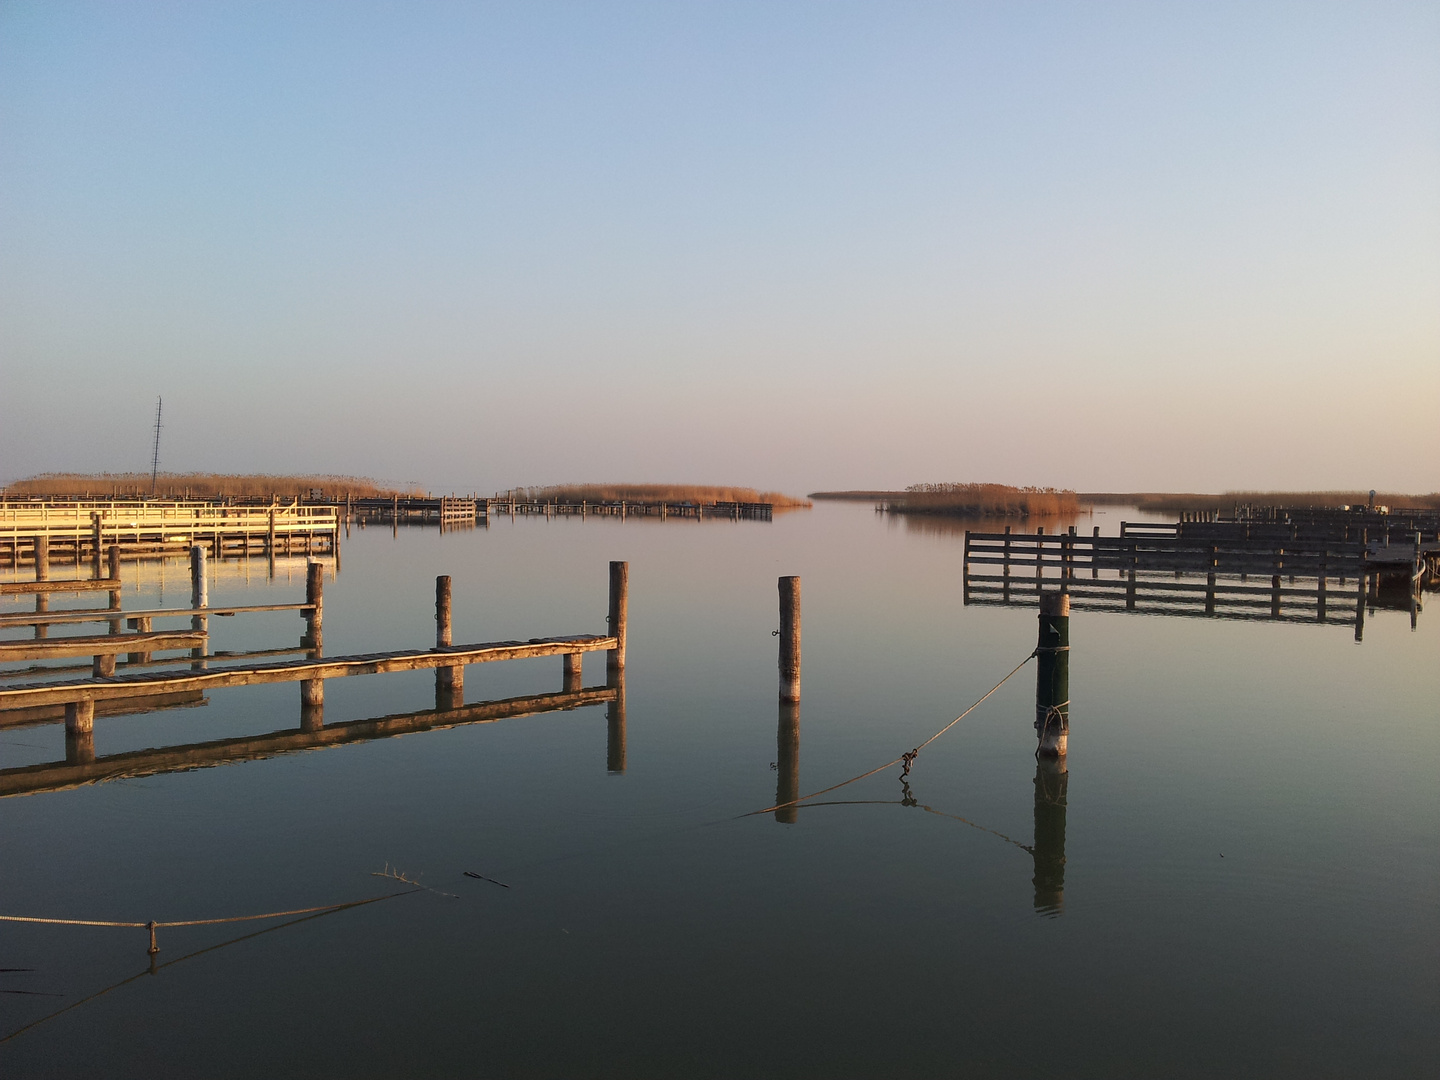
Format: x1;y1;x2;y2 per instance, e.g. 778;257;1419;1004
301;564;324;707
435;574;463;704
107;546;123;637
607;561;628;677
778;576;801;703
562;652;582;693
33;536;48;640
775;701;800;824
190;545;208;672
1035;591;1069;758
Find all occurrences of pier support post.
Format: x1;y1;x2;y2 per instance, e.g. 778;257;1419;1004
778;576;801;703
606;671;627;773
33;535;48;640
91;513;102;576
562;652;582;693
189;544;208;671
435;574;463;705
1035;591;1069;758
65;700;95;765
607;561;628;678
775;701;800;824
303;561;324;652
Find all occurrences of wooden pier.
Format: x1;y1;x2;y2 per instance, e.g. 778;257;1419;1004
2;557;630;777
963;524;1436;640
1;498;338;567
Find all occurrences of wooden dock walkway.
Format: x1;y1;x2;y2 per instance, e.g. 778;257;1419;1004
346;495;775;525
1;498;337;567
963;524;1435;640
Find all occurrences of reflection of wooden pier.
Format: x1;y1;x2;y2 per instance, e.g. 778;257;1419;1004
0;683;623;799
964;524;1435;640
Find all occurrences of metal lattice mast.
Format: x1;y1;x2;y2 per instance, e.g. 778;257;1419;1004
150;397;163;494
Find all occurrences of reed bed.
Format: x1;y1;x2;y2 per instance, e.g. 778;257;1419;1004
509;484;811;509
4;473;421;500
895;483;1079;518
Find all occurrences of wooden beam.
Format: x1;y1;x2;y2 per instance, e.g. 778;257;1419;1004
0;634;619;709
1;578;121;595
0;630;208;661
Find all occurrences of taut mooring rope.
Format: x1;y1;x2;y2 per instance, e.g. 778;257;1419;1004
745;648;1037;818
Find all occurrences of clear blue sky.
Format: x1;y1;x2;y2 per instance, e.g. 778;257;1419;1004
3;1;1436;495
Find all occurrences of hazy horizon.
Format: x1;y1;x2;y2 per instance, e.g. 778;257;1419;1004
3;2;1437;494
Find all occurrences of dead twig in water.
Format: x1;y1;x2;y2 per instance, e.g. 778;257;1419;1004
371;864;459;899
463;871;510;889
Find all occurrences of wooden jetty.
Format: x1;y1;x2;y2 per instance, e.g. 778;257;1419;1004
345;494;774;525
0;682;625;798
1;557;630;773
1;498;337;567
963;523;1436;640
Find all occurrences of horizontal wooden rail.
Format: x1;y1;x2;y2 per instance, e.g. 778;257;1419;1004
0;631;208;662
1;578;120;595
0;690;206;728
0;602;313;629
0;634;618;709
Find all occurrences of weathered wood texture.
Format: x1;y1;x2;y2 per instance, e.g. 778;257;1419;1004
0;631;208;661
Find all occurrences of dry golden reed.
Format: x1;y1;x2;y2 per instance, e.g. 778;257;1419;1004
4;473;422;499
896;483;1079;518
509;484;812;509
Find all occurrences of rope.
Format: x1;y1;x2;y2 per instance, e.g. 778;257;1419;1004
0;891;417;932
746;649;1036;817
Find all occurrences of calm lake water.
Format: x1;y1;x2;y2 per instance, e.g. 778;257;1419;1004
2;502;1437;1078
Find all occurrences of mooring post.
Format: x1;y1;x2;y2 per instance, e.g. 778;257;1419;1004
189;544;209;671
33;535;48;640
303;560;324;652
91;512;103;576
107;545;123;637
778;576;801;703
65;699;96;765
607;561;628;679
1035;591;1070;758
775;700;801;824
563;652;582;693
435;574;463;705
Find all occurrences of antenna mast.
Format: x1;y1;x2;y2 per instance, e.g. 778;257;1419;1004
150;397;163;495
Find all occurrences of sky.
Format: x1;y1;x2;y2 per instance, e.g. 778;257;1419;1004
2;1;1437;496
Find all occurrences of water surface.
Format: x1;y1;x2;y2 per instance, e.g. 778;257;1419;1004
2;502;1436;1077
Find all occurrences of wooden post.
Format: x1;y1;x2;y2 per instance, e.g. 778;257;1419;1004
606;671;627;773
1271;548;1283;618
778;575;801;703
607;561;628;677
435;574;462;704
1035;591;1069;758
1035;526;1045;587
1317;552;1327;622
775;701;800;824
562;652;582;693
91;512;102;576
33;535;48;640
1205;544;1217;616
303;561;324;652
184;544;208;671
1032;759;1067;914
65;699;96;765
128;615;153;665
107;545;123;637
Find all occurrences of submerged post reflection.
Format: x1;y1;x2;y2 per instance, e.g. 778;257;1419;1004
1032;759;1068;915
775;701;800;824
605;670;626;773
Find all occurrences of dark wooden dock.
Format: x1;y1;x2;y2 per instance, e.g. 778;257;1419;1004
963;520;1436;640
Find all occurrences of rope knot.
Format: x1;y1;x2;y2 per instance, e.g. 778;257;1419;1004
900;749;919;777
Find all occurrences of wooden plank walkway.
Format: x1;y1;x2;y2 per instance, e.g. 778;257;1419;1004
0;684;620;798
0;602;313;629
0;634;617;709
0;631;207;662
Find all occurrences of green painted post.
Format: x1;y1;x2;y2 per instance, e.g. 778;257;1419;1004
1035;591;1070;758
